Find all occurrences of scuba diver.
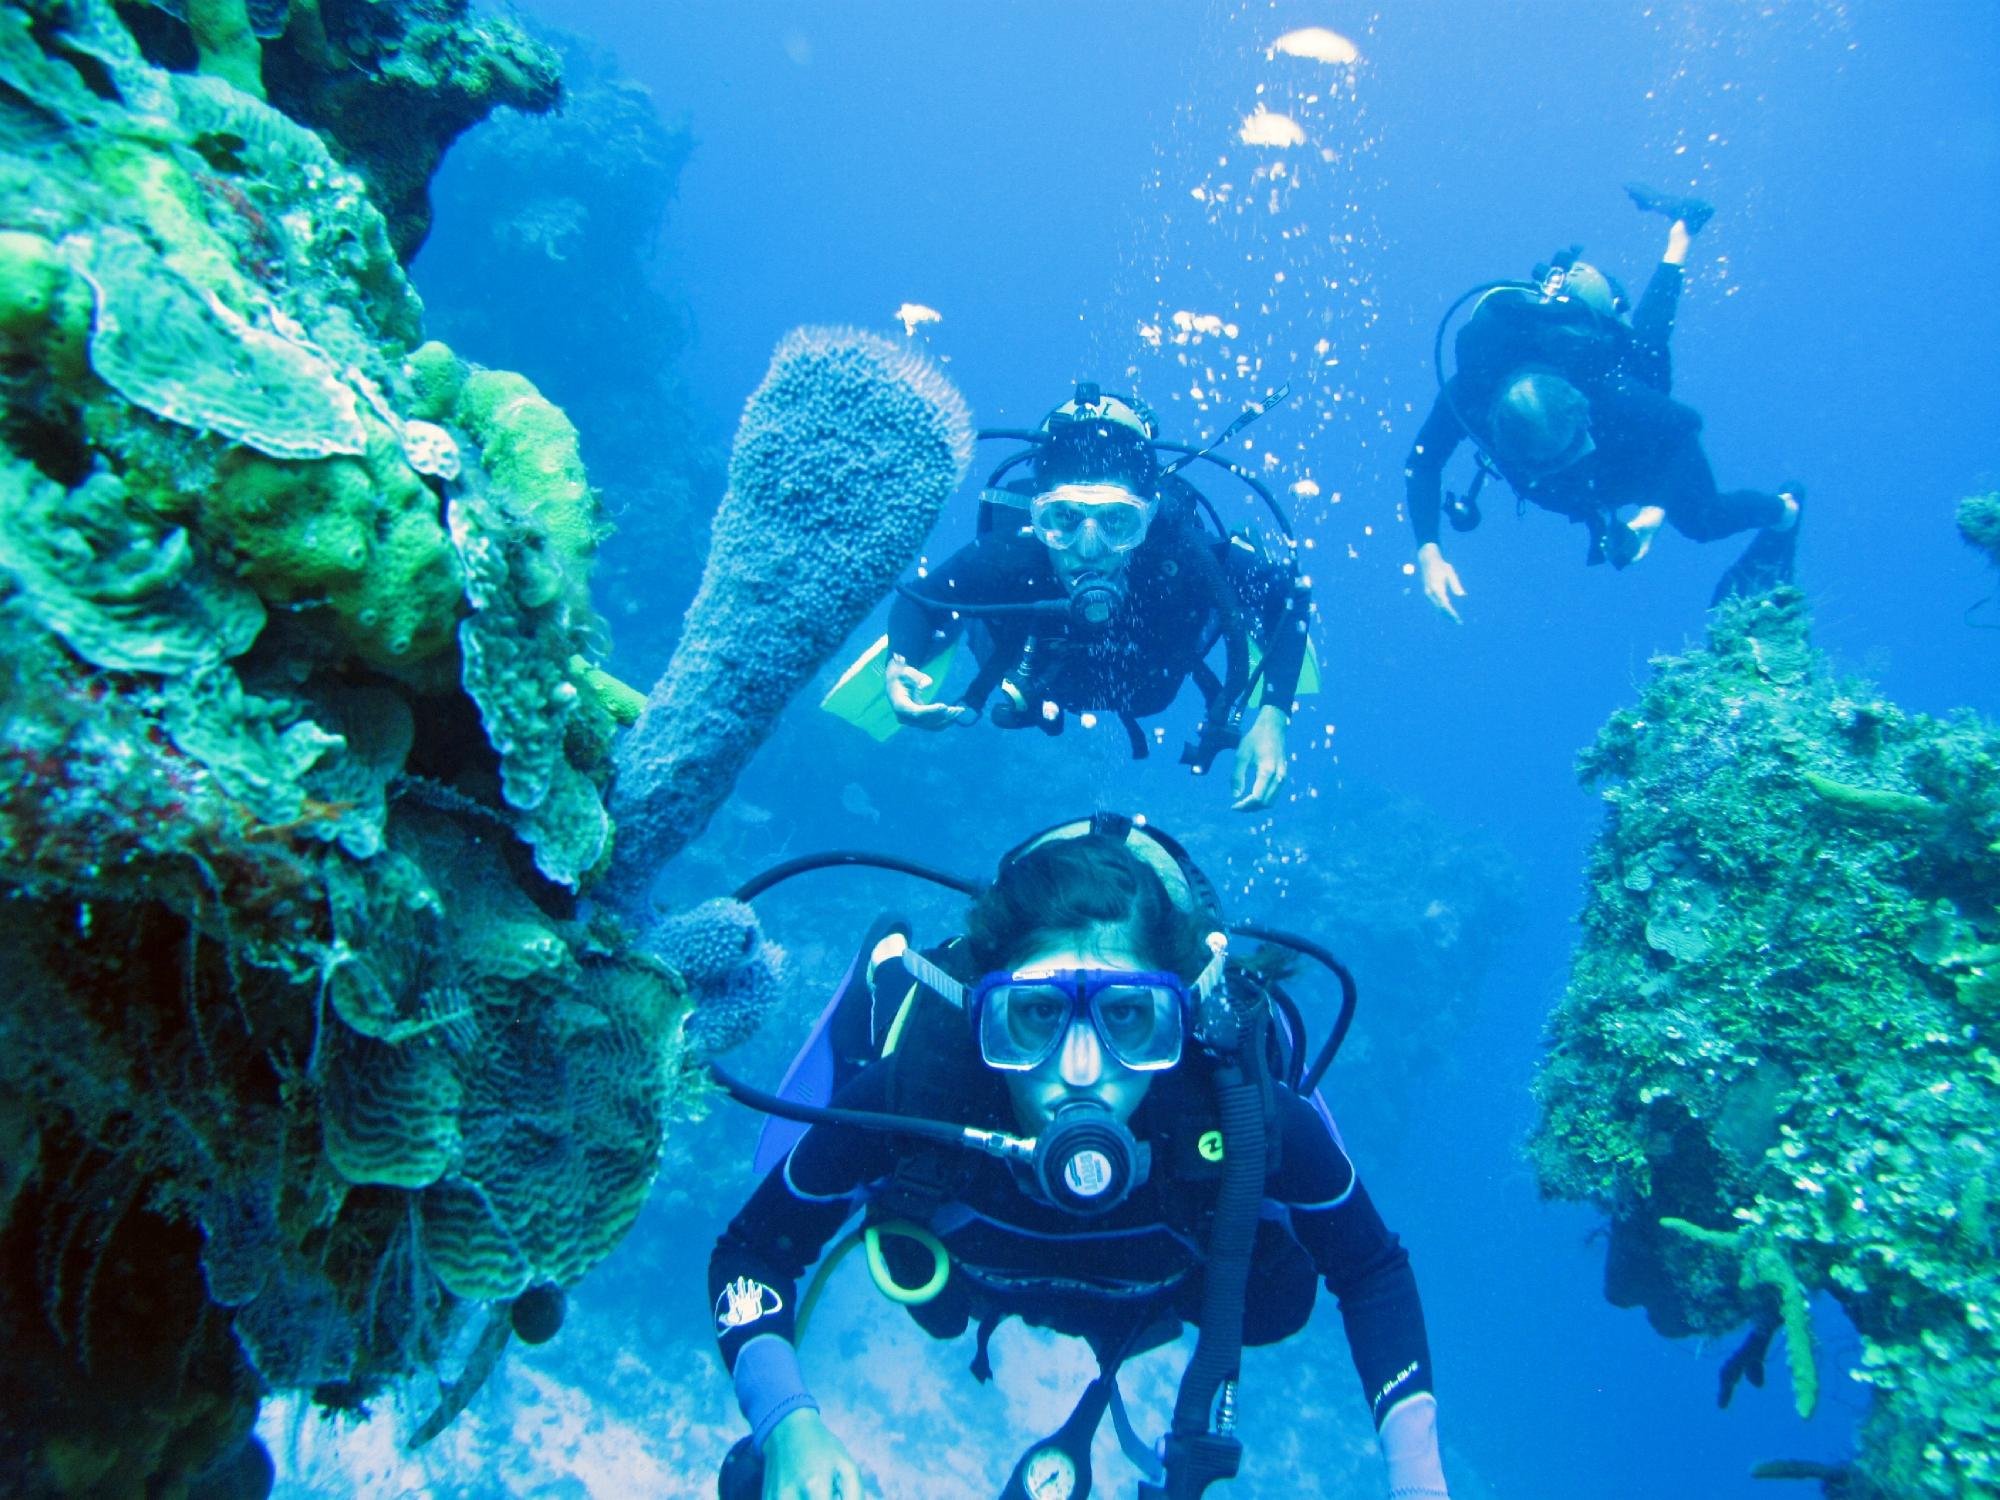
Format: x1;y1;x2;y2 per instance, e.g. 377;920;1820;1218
1405;182;1804;621
705;817;1448;1500
832;384;1314;811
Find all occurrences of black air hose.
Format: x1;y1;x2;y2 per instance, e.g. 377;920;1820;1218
1170;1042;1267;1438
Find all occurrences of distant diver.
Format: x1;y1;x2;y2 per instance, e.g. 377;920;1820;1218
1404;183;1803;619
705;818;1449;1499
822;384;1317;811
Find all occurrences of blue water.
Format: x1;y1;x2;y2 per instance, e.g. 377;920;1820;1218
274;4;1998;1495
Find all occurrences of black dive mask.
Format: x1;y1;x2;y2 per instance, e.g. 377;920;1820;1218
1012;1099;1152;1216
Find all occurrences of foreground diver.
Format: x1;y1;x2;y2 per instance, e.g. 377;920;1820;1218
850;385;1312;811
707;820;1447;1499
1405;183;1803;619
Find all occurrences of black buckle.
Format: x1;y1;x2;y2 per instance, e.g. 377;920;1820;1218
1137;1432;1242;1499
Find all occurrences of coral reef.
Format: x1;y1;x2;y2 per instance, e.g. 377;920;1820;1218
0;5;697;1492
117;0;563;257
412;30;720;673
1959;490;2000;572
1530;588;2000;1499
604;327;973;913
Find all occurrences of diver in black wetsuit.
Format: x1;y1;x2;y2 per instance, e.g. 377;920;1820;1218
1405;184;1803;621
881;387;1312;811
708;826;1448;1500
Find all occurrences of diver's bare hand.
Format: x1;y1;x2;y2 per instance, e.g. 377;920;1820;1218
884;655;971;729
1231;704;1289;811
762;1409;865;1500
1416;543;1465;623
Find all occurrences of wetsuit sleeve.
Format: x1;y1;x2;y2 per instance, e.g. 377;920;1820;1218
1272;1094;1436;1428
1403;388;1467;549
885;535;1033;662
1221;540;1311;712
708;1064;901;1375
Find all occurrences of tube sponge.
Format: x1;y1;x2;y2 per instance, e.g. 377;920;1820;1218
604;327;971;909
647;898;783;1054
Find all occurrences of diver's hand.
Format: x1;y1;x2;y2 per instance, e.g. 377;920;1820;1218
884;654;971;729
1416;543;1464;623
1232;704;1289;811
762;1409;865;1500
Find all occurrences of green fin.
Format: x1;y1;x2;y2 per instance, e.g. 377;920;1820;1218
1248;634;1321;706
820;635;957;741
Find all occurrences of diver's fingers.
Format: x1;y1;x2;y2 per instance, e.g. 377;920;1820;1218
905;701;971;731
1230;748;1253;801
830;1455;866;1500
1250;757;1283;807
1261;757;1286;805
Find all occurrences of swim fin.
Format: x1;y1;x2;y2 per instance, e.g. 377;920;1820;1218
819;635;958;742
1710;490;1803;604
1624;181;1715;236
1246;635;1322;706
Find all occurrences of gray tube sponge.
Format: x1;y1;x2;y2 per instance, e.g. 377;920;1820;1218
605;326;971;908
646;898;784;1054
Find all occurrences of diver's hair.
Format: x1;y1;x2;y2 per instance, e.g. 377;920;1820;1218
965;835;1210;979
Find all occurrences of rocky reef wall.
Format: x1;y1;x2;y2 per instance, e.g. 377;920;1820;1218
1531;589;1999;1499
0;4;691;1492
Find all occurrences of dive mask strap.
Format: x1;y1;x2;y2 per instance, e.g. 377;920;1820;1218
899;948;967;1007
1192;932;1229;1004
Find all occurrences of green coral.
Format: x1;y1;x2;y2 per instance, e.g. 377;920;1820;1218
1660;1218;1819;1418
452;367;604;584
186;0;266;99
1960;491;2000;571
1534;589;2000;1499
209;428;463;670
0;5;700;1493
0;459;264;672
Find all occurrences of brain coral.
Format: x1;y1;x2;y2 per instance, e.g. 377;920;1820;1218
1532;588;2000;1500
605;326;973;913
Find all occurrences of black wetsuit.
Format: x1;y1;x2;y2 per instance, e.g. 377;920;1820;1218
886;513;1311;726
709;1051;1435;1434
1405;263;1787;554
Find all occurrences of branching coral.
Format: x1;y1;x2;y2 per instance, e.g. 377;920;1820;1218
605;327;973;914
1532;588;2000;1499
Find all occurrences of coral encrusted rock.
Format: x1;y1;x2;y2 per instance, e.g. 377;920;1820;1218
0;5;694;1493
1531;587;2000;1500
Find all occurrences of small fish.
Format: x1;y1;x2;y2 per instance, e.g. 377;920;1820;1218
840;782;881;823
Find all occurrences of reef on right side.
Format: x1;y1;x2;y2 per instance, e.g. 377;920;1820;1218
1960;490;2000;573
1530;587;2000;1499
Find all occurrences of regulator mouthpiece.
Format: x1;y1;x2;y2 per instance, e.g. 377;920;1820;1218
1025;1101;1151;1215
